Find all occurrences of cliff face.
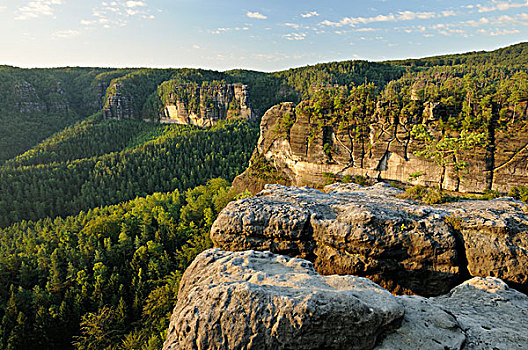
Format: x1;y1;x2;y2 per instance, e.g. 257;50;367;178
160;82;255;127
234;100;528;194
103;83;134;120
13;81;69;114
103;81;257;126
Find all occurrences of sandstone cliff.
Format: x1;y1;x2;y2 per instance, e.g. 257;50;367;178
13;80;69;114
159;82;256;127
103;81;257;126
103;83;134;120
212;183;528;296
233;99;528;194
164;249;528;350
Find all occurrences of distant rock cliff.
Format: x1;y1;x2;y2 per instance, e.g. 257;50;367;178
103;81;256;126
14;81;69;113
164;249;528;350
212;183;528;296
103;83;134;120
159;82;256;127
234;98;528;194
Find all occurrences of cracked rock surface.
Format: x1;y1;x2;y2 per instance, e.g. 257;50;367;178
163;249;528;350
211;183;528;296
163;249;404;350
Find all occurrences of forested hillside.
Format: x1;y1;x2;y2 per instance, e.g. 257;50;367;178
0;118;257;227
0;178;236;349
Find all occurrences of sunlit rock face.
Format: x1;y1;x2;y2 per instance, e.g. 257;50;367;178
104;81;256;127
233;100;528;194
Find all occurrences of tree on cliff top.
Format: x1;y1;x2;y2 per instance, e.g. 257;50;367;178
411;124;486;190
411;124;486;188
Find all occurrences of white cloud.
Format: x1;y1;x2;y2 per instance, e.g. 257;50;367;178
0;6;6;12
478;1;528;13
283;32;306;40
52;29;80;39
125;1;146;7
301;11;319;18
354;27;377;32
284;22;301;29
442;10;456;17
479;28;521;35
209;26;249;34
82;0;154;28
15;0;62;20
320;10;440;27
247;11;267;19
192;44;200;49
397;11;436;21
438;28;468;37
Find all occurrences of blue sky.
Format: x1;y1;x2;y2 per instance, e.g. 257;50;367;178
0;0;527;71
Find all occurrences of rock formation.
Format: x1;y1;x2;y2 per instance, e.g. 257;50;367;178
212;183;528;296
233;100;528;194
103;81;256;126
103;83;134;120
160;82;256;127
164;249;528;350
14;81;46;113
13;80;69;114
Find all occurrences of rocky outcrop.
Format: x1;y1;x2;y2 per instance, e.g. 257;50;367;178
159;82;256;127
163;249;404;350
164;249;528;350
234;100;528;194
103;83;134;120
212;183;528;295
103;81;257;126
13;81;69;114
14;81;46;113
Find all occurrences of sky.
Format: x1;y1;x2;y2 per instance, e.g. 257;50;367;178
0;0;527;71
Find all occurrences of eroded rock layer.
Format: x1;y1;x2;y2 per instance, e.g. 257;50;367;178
212;183;528;295
164;249;528;350
233;100;528;194
159;82;255;127
103;81;256;126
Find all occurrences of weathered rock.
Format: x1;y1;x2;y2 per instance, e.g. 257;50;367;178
160;82;256;127
376;296;466;350
164;250;528;350
212;183;528;295
432;277;528;350
447;199;528;290
235;100;528;194
163;249;404;350
103;83;133;120
14;81;46;113
103;81;256;126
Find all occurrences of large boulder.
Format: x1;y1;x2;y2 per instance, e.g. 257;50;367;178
164;249;528;350
163;249;404;350
211;183;528;295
